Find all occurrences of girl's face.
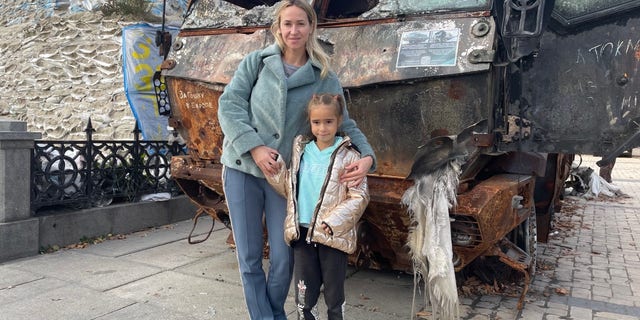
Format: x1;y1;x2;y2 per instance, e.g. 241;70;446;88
278;5;311;52
309;103;341;150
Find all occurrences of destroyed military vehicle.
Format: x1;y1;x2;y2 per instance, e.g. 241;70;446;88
156;0;640;307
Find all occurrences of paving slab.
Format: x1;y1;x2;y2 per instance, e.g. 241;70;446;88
0;265;44;289
79;218;223;258
0;284;136;320
0;278;66;307
108;270;245;320
120;230;231;270
4;250;162;291
93;301;203;320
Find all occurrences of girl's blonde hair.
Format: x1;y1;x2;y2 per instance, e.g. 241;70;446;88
308;93;345;119
270;0;331;78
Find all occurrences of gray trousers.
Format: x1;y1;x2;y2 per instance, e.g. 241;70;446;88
223;167;293;320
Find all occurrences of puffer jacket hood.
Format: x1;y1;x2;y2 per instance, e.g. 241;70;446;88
267;134;369;254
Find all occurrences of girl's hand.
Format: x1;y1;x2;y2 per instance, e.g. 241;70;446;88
321;222;333;236
340;156;373;187
250;145;281;176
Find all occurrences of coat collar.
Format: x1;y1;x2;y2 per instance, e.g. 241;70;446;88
295;134;352;148
260;44;322;89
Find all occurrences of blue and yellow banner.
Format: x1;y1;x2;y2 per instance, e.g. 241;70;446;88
122;23;179;140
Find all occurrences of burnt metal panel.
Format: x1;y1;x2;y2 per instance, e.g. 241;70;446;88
345;73;492;178
161;0;557;280
164;16;495;88
166;78;224;160
324;17;495;87
171;156;224;195
506;11;640;155
165;31;272;86
351;175;413;272
453;174;535;271
164;59;489;178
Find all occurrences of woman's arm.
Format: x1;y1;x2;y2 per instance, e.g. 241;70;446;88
218;52;265;156
340;113;376;171
331;84;376;183
340;111;375;186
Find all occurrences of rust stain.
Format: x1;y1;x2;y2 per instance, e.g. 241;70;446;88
453;174;535;270
448;80;464;100
167;78;223;160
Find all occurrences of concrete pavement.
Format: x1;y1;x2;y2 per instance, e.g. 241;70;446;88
1;154;639;320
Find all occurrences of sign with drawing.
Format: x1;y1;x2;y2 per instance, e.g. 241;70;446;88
397;29;460;68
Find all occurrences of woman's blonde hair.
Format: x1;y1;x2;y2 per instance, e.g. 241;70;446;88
270;0;331;78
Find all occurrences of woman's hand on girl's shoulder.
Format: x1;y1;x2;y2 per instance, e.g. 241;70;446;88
340;156;373;187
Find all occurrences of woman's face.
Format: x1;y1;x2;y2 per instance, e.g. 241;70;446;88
278;5;311;52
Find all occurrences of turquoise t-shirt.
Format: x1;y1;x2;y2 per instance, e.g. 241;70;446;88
297;137;343;226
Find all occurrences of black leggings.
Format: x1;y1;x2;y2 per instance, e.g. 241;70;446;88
292;232;347;320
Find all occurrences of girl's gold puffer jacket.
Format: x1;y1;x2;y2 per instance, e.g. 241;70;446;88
267;134;369;254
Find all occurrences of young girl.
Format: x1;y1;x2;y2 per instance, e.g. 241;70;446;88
267;93;370;320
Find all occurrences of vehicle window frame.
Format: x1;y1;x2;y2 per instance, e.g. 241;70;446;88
552;0;640;27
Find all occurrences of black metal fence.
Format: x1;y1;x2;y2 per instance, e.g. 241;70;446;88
31;120;187;214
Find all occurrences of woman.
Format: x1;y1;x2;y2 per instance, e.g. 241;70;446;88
218;1;375;319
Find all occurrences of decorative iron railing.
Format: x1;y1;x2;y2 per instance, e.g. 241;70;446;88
31;119;187;214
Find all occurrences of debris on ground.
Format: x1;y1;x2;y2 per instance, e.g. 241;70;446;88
39;233;127;254
458;261;523;299
416;310;432;319
564;161;628;200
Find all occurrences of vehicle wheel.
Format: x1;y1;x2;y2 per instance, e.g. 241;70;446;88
509;207;537;276
524;209;537;275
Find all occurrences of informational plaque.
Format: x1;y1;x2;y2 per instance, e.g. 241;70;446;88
396;29;460;68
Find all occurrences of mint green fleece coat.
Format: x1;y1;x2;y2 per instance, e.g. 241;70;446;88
218;44;376;178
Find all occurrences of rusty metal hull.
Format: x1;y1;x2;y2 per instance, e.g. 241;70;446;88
163;73;537;272
163;5;541;276
165;10;500;273
156;0;640;312
163;0;640;289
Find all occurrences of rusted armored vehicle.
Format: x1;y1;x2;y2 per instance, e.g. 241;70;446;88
159;0;640;301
